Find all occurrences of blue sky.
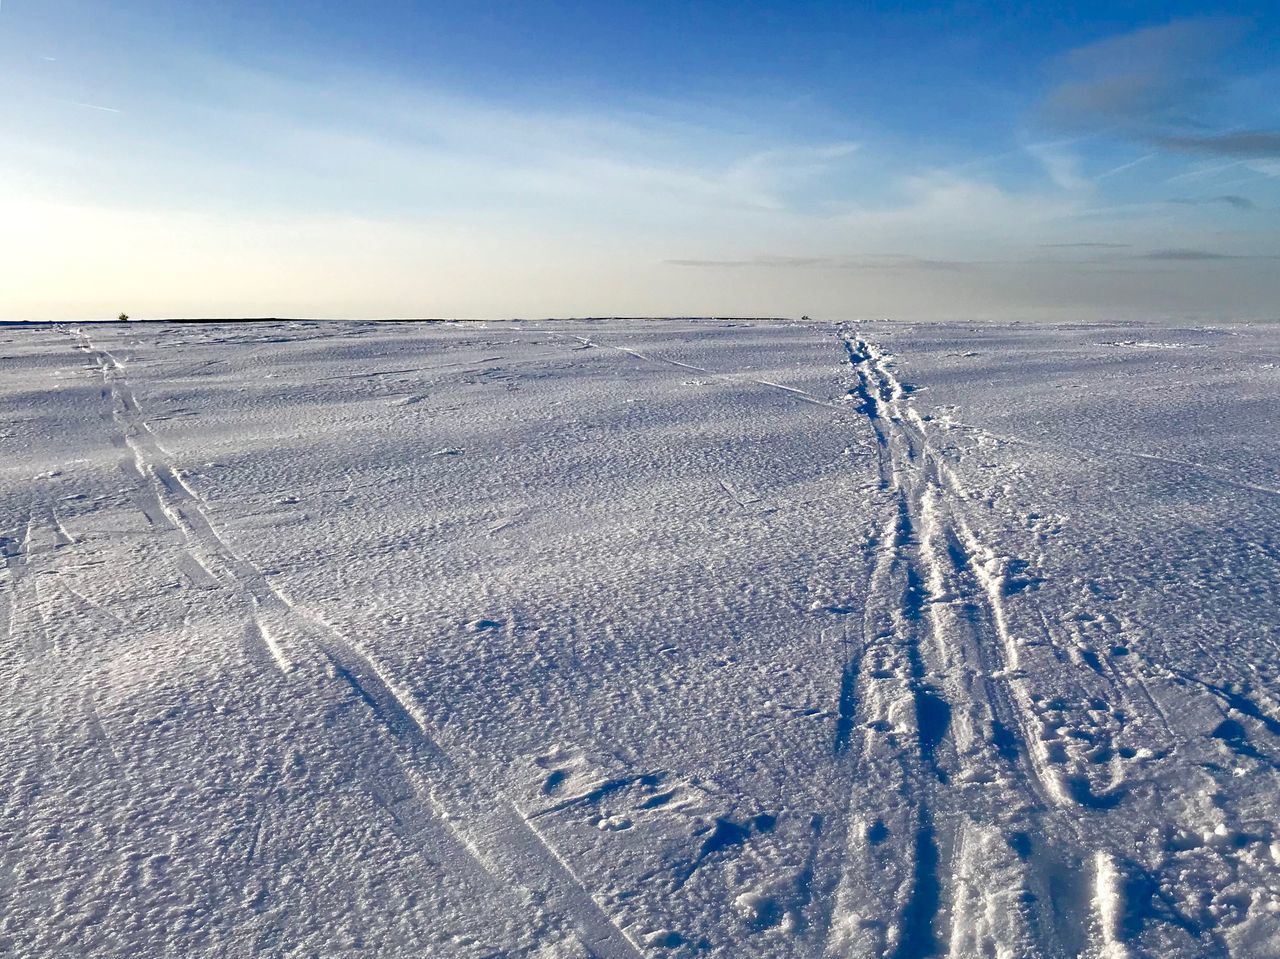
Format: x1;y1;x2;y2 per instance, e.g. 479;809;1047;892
2;1;1278;320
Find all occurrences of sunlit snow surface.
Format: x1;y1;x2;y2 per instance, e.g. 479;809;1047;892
1;318;1278;958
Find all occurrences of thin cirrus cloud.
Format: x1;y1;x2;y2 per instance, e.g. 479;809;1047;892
1039;242;1133;249
1035;243;1262;262
1041;17;1280;161
1157;132;1280;159
1168;194;1255;210
665;254;972;271
1133;248;1253;261
4;54;865;226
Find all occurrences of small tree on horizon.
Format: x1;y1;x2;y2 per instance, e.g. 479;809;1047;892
118;313;129;322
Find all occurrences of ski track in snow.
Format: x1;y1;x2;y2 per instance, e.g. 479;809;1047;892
534;329;855;415
543;324;1280;958
827;329;1279;959
68;327;646;959
548;325;1088;955
825;332;1091;959
937;420;1280;500
1;514;30;648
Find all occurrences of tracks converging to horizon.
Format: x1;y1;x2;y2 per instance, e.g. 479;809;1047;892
547;321;1280;956
3;319;1276;958
824;328;1280;959
823;331;1095;959
68;326;647;959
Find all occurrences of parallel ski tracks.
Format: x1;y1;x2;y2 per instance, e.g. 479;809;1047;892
1;514;31;652
818;333;1094;959
533;329;856;415
527;325;1096;955
826;330;1279;958
69;327;645;959
529;325;1097;956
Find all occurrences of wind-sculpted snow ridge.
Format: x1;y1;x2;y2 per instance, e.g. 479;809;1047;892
0;317;1276;957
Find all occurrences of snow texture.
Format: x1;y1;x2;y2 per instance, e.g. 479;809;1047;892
1;317;1278;958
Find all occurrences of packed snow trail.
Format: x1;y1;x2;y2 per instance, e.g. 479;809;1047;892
824;328;1280;959
551;326;1097;956
824;332;1088;959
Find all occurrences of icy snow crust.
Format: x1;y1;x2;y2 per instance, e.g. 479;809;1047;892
0;317;1277;958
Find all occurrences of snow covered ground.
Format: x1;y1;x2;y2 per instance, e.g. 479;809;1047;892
1;317;1278;958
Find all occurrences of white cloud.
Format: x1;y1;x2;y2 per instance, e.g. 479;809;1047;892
1025;141;1090;191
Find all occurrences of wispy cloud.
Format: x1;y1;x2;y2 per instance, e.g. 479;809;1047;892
6;53;872;228
667;246;1275;270
1094;153;1156;180
1168;194;1255;210
1042;19;1280;161
1025;140;1089;190
1044;245;1273;262
54;98;122;113
1165;160;1244;183
1134;248;1246;260
1157;131;1280;159
1040;241;1132;249
1044;19;1245;130
666;253;972;271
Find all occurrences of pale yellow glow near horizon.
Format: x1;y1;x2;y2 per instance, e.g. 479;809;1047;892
0;195;640;320
4;192;1277;324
